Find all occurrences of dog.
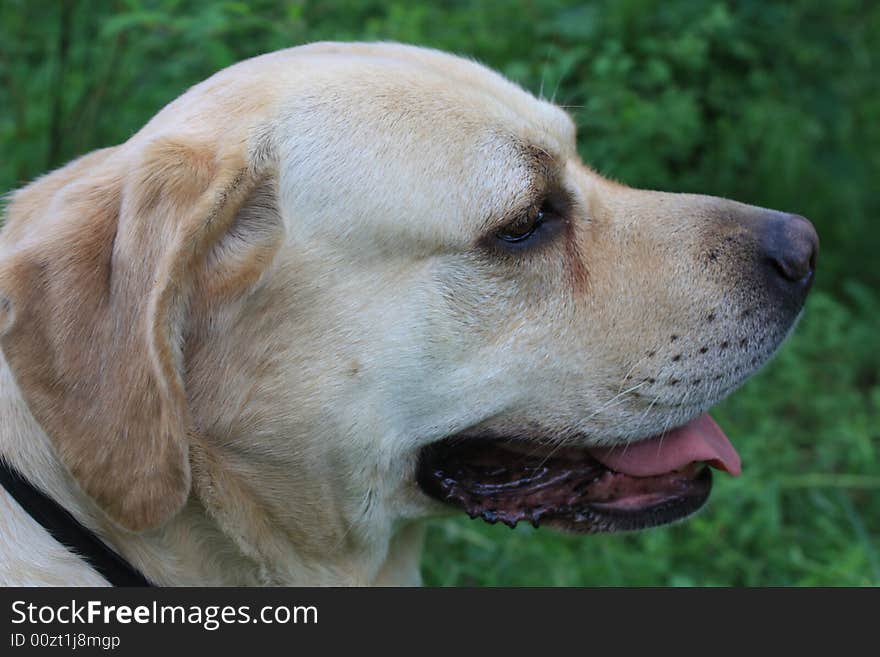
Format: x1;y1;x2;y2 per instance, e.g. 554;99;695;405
0;42;817;586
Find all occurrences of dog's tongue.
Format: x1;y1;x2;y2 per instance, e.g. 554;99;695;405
589;414;741;477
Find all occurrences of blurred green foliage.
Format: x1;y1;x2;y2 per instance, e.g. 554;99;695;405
1;0;877;585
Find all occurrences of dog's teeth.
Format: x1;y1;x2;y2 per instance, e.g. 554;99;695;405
530;511;542;528
481;510;498;524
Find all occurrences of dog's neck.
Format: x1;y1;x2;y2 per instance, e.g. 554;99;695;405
0;354;421;585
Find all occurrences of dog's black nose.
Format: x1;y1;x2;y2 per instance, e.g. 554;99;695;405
760;212;819;293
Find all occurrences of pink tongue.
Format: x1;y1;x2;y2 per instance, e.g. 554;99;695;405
589;414;741;477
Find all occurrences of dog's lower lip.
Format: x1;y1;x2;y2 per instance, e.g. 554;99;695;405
415;438;714;533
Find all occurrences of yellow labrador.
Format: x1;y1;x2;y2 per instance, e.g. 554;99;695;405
0;42;817;585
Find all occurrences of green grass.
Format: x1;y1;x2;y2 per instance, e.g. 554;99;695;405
422;288;880;586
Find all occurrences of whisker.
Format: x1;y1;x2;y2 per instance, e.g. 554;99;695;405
529;379;646;470
585;380;648;421
656;388;695;459
550;72;564;104
538;47;552;99
617;354;650;395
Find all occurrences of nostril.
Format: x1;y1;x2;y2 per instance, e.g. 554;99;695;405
770;253;811;282
765;213;819;284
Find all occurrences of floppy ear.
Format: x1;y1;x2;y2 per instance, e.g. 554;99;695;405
0;136;278;531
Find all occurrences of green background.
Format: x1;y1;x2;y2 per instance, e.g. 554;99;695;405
1;0;877;586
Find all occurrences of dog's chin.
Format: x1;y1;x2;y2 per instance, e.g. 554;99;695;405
415;414;741;534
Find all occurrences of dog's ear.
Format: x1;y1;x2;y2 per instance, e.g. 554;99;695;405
0;136;279;531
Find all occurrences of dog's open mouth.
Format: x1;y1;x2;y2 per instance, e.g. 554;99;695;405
416;414;741;533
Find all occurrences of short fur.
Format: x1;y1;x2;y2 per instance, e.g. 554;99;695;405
0;43;803;585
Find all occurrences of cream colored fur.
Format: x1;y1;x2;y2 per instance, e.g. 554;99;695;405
0;42;794;586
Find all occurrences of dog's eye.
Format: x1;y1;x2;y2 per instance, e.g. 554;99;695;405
496;208;546;243
487;195;569;252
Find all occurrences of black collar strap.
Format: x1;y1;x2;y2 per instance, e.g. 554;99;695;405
0;459;153;587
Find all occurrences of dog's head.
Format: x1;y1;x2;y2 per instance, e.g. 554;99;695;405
0;43;816;563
